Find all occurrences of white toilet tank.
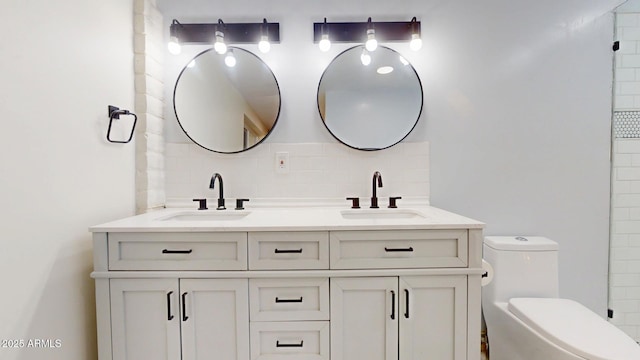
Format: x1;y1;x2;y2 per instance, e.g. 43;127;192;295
483;236;560;303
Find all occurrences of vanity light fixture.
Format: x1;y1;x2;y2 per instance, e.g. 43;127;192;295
167;20;182;55
258;19;271;53
399;56;409;66
214;20;227;54
318;18;331;52
365;18;378;52
313;17;421;51
167;18;280;54
409;17;422;51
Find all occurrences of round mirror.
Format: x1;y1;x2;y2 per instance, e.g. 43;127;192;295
173;47;281;153
317;45;423;150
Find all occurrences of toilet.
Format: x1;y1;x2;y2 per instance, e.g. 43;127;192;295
482;236;640;360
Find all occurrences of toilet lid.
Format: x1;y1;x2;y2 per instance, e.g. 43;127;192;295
508;298;640;360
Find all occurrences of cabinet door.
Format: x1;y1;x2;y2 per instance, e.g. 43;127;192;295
399;276;467;360
180;279;250;360
110;279;181;360
330;277;399;360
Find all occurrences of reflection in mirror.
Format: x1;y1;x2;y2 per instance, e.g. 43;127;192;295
317;45;423;150
173;47;280;153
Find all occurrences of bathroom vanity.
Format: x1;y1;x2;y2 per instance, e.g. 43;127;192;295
90;206;483;360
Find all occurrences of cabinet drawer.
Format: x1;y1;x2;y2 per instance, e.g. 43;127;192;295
108;232;247;270
250;321;329;360
248;232;329;270
330;230;468;269
249;278;329;321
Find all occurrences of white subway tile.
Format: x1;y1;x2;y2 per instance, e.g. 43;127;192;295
611;300;640;313
617;68;637;82
615;193;640;207
622;54;640;68
617;40;638;55
615;95;636;110
619;82;640;95
617;14;640;27
615;154;633;167
623;27;640;41
626;286;640;299
618;139;640;154
612;234;630;248
611;260;629;274
613;207;631;220
617;168;640;181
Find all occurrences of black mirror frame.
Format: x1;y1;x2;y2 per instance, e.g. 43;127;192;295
316;45;424;151
173;46;282;154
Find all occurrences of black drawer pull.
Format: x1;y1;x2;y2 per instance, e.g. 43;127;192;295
390;290;396;320
384;247;414;252
182;292;189;322
162;249;193;254
404;289;410;319
167;291;174;321
276;340;304;348
274;248;303;254
275;297;303;303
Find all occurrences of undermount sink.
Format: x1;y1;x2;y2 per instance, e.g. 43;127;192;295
158;210;250;221
340;209;426;220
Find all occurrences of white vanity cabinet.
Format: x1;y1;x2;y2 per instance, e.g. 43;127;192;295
330;275;468;360
91;208;483;360
109;278;249;360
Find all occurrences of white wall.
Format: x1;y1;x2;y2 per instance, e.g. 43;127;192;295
0;1;135;359
157;0;621;316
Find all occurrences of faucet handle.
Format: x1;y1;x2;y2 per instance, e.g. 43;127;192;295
388;196;402;208
193;198;208;210
346;197;361;209
235;198;250;210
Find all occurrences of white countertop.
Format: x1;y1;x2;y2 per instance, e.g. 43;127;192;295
90;205;484;232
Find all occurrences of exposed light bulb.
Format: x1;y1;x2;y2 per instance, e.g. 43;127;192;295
360;48;371;66
225;50;236;67
168;35;181;55
258;35;271;53
410;33;422;51
365;29;377;52
214;31;227;54
319;34;331;52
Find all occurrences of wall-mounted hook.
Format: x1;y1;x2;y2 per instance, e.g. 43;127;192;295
107;105;137;143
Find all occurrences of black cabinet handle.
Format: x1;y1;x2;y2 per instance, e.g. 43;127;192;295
384;247;414;252
404;289;410;319
274;248;303;254
276;340;304;348
162;249;193;254
182;292;189;322
167;291;174;321
390;290;396;320
275;297;303;303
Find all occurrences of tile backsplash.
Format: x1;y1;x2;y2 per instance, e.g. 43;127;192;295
165;142;429;206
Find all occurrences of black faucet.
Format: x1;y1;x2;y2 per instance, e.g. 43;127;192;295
209;173;226;210
371;171;383;208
